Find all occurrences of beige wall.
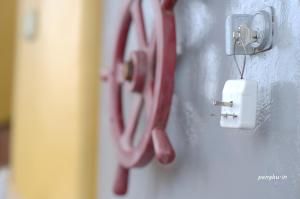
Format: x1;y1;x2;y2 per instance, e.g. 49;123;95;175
11;0;101;198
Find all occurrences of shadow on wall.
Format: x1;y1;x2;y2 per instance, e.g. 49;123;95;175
270;82;298;133
254;82;298;147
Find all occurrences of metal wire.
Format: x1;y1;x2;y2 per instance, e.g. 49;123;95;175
233;34;255;79
233;38;245;79
239;37;248;79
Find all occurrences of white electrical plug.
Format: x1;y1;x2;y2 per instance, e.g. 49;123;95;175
214;80;258;129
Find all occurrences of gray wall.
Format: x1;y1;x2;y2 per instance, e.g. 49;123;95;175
0;168;9;199
100;0;300;198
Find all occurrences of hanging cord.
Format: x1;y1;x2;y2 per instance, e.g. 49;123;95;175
233;37;246;79
233;26;260;79
239;37;248;79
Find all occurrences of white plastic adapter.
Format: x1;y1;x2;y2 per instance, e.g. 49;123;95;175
220;80;257;129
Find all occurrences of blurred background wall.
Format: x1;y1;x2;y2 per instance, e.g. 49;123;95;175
9;0;101;199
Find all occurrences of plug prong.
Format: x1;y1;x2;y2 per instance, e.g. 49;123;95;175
221;113;238;118
213;100;233;107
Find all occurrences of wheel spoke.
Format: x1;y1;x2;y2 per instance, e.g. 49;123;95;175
143;81;153;118
131;0;147;48
123;95;144;146
143;33;156;118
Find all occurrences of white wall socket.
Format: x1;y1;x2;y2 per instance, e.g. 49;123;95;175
219;80;257;129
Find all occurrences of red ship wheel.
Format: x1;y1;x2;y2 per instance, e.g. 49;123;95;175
102;0;177;195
